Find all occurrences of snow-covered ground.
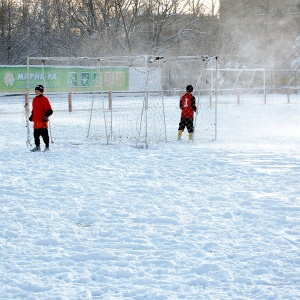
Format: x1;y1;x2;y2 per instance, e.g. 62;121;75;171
0;94;300;299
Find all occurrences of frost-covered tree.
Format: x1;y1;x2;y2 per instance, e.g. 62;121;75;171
55;0;219;57
1;1;36;62
0;0;221;63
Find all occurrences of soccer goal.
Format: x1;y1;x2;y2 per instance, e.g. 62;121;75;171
214;68;266;105
158;55;219;142
26;55;218;147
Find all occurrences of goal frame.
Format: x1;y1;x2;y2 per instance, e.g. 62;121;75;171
26;55;219;147
211;68;266;105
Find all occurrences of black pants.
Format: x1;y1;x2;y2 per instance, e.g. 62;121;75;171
178;118;194;133
34;128;49;147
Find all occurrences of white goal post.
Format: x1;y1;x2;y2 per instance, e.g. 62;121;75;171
25;55;218;147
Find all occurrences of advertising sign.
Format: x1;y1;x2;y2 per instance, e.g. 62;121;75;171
0;66;129;93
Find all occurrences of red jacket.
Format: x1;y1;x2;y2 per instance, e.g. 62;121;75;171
31;95;52;129
180;92;197;119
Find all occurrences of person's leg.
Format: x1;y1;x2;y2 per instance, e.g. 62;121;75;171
41;128;50;148
33;129;41;147
178;118;186;140
187;119;194;140
186;118;194;133
178;118;186;131
31;129;41;151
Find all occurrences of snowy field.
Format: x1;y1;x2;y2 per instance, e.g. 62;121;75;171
0;94;300;299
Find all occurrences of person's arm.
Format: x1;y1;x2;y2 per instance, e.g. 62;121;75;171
42;96;53;122
42;109;53;122
45;108;53;116
192;95;197;112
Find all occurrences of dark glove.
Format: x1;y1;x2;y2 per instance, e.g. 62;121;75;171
29;114;33;122
42;116;48;122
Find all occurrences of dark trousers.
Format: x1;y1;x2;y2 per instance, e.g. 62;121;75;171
178;118;194;133
34;128;49;147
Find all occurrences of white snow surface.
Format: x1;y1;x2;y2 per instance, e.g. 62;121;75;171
1;95;300;299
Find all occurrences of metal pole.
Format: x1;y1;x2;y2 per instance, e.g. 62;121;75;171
214;56;218;141
68;92;72;112
144;55;149;148
26;57;31;147
264;68;267;104
26;57;30;93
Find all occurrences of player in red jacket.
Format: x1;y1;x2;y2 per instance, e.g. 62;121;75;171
29;85;53;152
178;85;197;140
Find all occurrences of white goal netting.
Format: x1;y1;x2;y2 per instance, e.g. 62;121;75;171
26;55;218;147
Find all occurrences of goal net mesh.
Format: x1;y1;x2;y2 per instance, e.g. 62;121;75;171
26;55;218;147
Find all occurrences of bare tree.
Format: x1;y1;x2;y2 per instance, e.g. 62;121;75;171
0;0;220;63
0;0;40;64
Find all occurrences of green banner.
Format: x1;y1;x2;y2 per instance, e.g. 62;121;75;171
0;66;129;93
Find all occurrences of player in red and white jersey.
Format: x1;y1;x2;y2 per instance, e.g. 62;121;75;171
178;85;197;140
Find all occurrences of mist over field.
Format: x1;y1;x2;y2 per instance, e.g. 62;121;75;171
0;1;299;299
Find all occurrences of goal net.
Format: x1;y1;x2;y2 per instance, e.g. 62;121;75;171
215;68;266;105
159;56;218;142
26;55;218;147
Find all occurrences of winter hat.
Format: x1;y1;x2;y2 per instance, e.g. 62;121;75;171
186;85;193;93
35;85;44;93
